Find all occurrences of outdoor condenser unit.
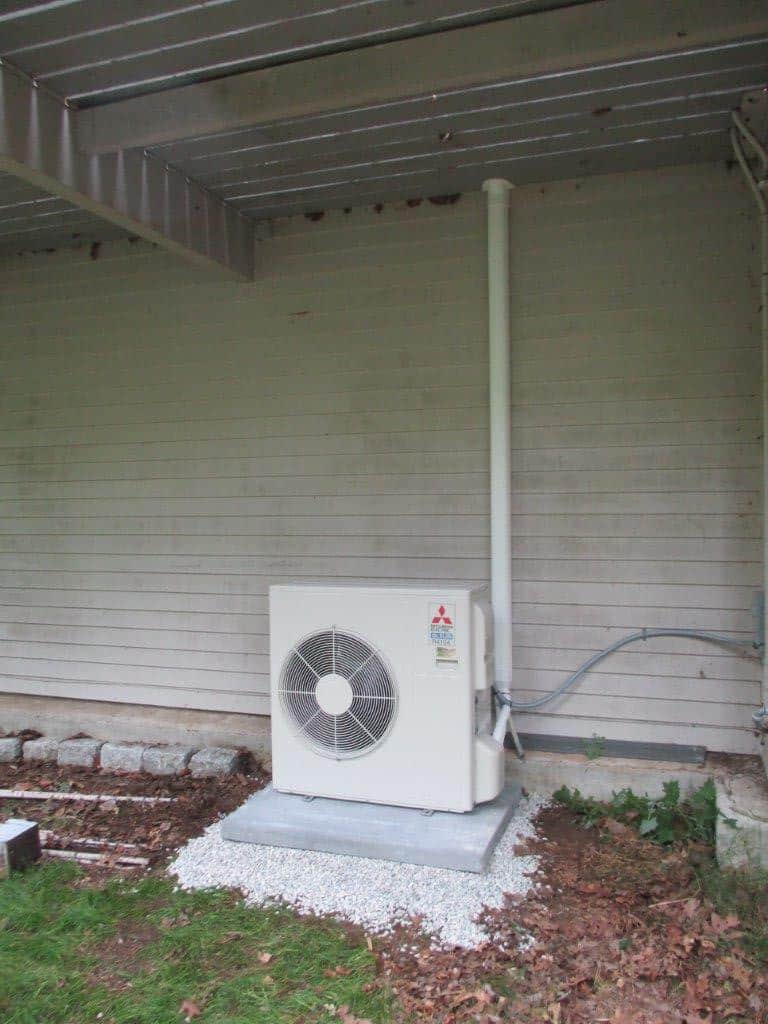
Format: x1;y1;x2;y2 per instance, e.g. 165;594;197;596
269;583;504;813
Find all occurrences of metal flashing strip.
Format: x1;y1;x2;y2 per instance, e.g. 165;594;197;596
513;734;707;766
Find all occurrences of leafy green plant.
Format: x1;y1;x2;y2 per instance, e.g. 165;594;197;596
553;778;730;846
583;734;606;761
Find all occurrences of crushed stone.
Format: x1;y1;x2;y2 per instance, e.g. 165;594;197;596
169;793;545;948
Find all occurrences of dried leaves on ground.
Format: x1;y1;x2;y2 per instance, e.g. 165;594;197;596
378;806;768;1024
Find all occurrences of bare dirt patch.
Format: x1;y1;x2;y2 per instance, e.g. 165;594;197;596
86;919;163;992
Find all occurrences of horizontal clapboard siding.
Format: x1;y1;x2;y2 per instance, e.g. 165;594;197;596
508;163;760;753
0;160;761;752
0;197;489;716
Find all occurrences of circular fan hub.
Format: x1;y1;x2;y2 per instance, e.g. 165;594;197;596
315;673;353;715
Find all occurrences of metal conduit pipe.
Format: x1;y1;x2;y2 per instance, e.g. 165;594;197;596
731;109;768;735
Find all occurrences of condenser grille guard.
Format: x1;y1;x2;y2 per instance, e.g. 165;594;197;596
279;627;397;758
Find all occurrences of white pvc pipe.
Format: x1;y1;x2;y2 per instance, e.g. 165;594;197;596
760;206;768;725
482;178;514;744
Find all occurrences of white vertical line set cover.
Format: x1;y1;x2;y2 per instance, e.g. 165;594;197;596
482;178;515;746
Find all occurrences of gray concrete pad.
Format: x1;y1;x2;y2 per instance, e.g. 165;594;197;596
221;781;521;873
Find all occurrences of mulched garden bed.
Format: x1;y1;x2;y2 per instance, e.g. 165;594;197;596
0;758;267;865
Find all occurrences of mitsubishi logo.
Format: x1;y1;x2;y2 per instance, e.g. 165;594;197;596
431;605;453;626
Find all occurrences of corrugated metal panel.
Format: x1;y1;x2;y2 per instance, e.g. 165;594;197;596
0;172;128;256
149;38;767;219
1;4;765;243
0;0;588;103
0;160;761;753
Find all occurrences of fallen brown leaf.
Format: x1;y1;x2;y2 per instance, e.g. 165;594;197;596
546;1000;562;1022
324;965;353;977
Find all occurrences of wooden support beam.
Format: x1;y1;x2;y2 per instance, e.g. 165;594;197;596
0;61;254;278
78;0;768;155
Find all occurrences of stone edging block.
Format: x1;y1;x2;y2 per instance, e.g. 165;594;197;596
100;742;147;773
6;731;247;779
0;736;23;763
142;744;195;776
189;747;243;777
22;737;60;762
57;738;103;768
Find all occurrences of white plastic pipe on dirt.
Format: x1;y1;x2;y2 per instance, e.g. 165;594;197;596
482;178;515;747
731;111;768;728
760;196;768;727
0;788;174;803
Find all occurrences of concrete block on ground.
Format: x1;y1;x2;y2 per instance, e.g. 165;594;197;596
142;744;195;776
100;742;146;773
715;773;768;870
57;737;103;768
189;747;243;778
0;819;41;878
222;781;522;872
0;736;22;762
23;737;60;762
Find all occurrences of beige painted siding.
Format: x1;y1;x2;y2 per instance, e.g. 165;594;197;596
508;164;761;753
0;161;761;753
0;198;490;717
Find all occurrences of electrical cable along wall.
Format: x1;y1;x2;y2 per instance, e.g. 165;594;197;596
495;627;760;714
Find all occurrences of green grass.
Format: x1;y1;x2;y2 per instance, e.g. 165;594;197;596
0;862;393;1024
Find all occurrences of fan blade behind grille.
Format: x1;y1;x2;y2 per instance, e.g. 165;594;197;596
279;628;397;758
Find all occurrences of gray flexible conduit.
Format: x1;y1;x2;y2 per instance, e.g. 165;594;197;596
493;628;760;712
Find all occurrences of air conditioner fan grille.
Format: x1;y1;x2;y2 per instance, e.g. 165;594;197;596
279;628;397;758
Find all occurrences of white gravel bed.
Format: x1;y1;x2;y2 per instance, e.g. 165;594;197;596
169;793;545;948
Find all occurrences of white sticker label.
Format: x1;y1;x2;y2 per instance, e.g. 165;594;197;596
428;602;456;647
